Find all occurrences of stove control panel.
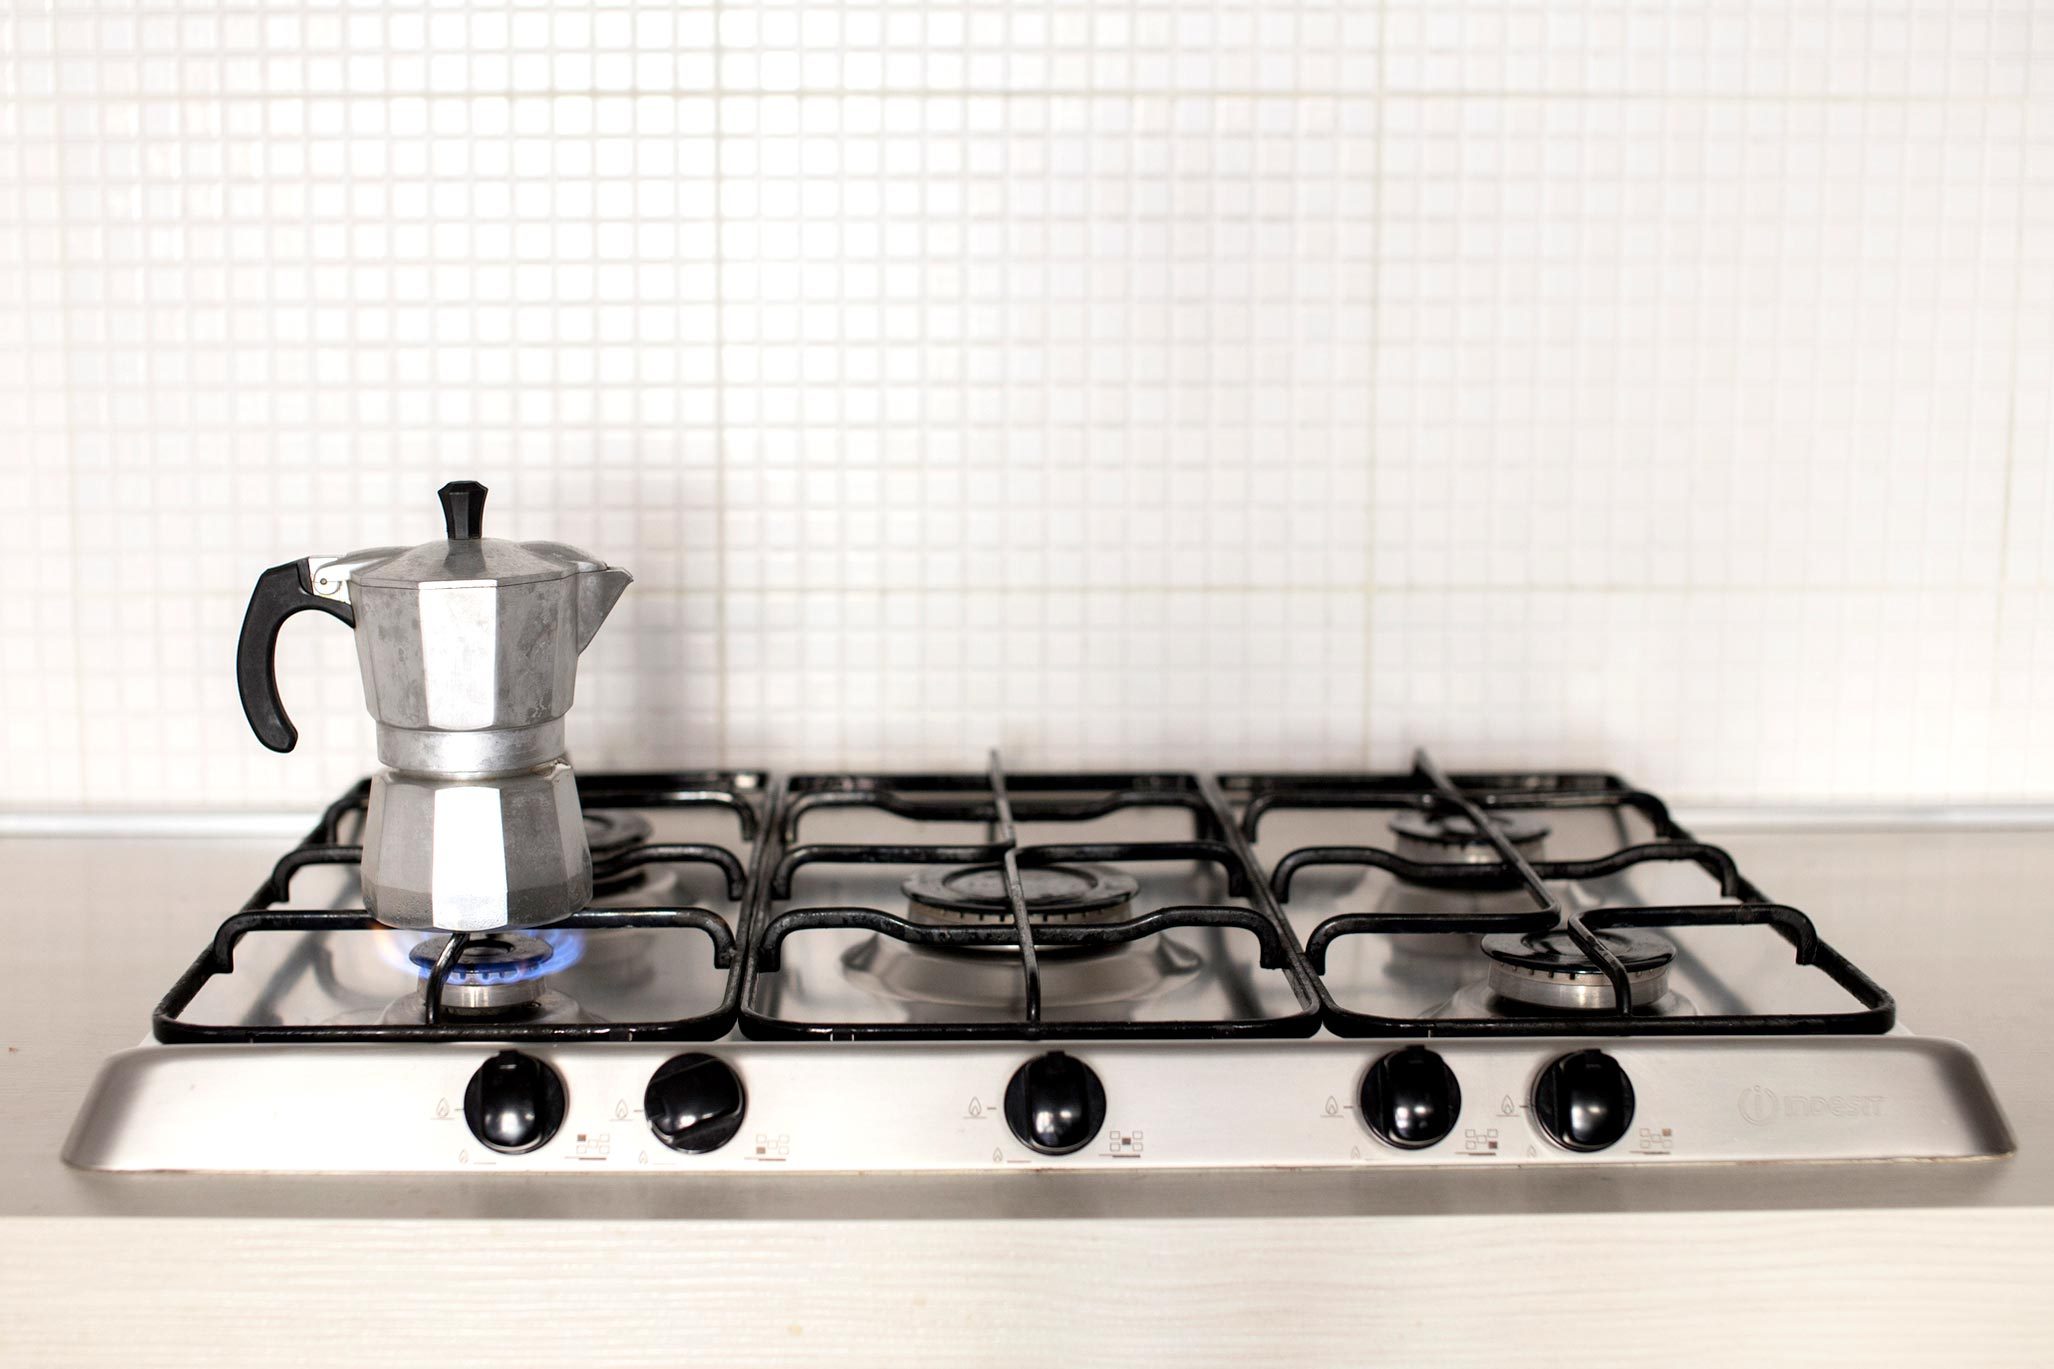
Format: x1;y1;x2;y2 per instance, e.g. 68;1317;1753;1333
64;1035;2012;1174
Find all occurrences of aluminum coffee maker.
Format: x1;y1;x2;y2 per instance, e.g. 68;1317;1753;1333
235;481;631;932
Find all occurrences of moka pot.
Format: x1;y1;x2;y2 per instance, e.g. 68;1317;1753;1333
235;481;632;931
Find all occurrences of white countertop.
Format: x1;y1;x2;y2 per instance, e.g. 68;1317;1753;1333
3;824;2051;1365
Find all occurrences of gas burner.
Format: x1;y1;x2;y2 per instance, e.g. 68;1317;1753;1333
1478;927;1683;1014
407;932;561;1016
902;863;1139;927
586;810;655;896
1389;809;1550;865
842;933;1203;1010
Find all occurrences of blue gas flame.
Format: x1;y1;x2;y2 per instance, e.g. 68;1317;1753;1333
381;928;587;984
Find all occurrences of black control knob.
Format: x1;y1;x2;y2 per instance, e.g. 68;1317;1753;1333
644;1053;747;1154
1003;1051;1106;1156
1532;1049;1635;1152
463;1050;565;1155
1359;1046;1461;1149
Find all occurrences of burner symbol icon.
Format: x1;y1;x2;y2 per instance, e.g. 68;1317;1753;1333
1739;1085;1778;1126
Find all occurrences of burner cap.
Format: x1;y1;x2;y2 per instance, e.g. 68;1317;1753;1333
1479;927;1676;1012
902;863;1139;924
1388;808;1544;874
1390;808;1549;854
586;810;653;859
586;810;654;896
409;932;556;1014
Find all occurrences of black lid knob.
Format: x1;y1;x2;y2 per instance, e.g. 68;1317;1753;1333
438;480;488;540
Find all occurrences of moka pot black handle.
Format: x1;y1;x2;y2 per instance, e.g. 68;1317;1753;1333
236;559;355;753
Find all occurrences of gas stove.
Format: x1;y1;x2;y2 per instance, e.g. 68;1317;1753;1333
65;754;2012;1173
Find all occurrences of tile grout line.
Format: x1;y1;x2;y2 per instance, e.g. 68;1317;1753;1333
1361;0;1386;770
49;50;87;808
711;0;729;767
592;579;2054;597
1993;43;2035;584
10;87;2007;107
1987;12;2036;792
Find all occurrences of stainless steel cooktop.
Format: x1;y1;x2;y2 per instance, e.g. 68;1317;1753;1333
64;755;2014;1174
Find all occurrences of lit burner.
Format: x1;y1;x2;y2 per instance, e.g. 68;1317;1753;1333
903;863;1138;925
406;931;584;1016
1389;809;1550;865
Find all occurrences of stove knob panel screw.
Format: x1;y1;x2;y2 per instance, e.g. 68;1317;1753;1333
1003;1052;1106;1156
644;1053;748;1154
463;1050;567;1155
1532;1049;1636;1152
1359;1045;1461;1150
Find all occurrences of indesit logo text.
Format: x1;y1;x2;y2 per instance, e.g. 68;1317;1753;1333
1738;1085;1883;1125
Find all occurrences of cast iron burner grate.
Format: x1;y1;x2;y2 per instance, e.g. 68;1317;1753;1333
151;770;766;1044
1223;752;1895;1038
737;753;1324;1040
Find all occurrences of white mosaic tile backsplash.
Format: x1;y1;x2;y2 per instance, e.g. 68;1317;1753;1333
1;1;2049;809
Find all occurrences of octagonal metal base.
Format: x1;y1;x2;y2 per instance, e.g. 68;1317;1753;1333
359;762;593;931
